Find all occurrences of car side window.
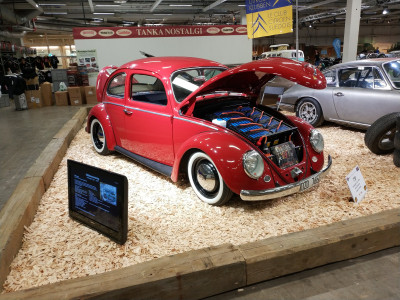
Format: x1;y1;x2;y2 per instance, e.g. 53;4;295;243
356;67;374;89
338;68;358;87
372;68;387;89
107;73;126;98
324;70;337;87
131;74;167;106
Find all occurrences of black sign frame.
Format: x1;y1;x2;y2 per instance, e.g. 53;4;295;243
68;159;128;244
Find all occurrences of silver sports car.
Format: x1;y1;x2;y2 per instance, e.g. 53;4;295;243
279;58;400;129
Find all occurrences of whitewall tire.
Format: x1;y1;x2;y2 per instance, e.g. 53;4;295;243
187;152;233;206
90;118;111;155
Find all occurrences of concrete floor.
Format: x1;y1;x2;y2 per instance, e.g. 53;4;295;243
0;103;80;210
0;103;399;299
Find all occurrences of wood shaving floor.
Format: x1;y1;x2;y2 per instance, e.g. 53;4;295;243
3;122;400;292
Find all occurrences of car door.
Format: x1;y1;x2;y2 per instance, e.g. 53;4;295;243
333;66;395;125
103;71;127;145
121;71;174;166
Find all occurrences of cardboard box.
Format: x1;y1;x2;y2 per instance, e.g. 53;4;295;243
55;91;69;106
40;82;53;106
68;87;82;106
79;86;86;104
84;86;97;104
25;76;39;85
67;87;81;98
25;89;42;109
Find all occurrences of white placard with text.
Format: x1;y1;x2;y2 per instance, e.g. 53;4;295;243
346;165;367;204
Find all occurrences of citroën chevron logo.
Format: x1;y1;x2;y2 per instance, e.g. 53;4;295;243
251;13;268;35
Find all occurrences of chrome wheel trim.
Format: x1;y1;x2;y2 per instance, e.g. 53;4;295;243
196;161;218;193
299;102;317;123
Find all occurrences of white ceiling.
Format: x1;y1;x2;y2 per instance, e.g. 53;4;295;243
0;0;400;35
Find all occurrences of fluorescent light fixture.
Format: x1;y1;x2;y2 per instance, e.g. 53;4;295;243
382;8;389;15
96;4;120;7
154;14;172;16
38;3;66;6
43;12;68;14
238;4;246;6
93;12;115;15
169;4;192;6
114;0;127;3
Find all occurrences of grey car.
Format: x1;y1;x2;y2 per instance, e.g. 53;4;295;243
279;58;400;129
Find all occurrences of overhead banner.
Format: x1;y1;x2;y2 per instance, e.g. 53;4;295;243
73;25;247;39
246;0;293;39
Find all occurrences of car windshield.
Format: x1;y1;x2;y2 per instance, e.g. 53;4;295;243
171;67;226;102
382;60;400;89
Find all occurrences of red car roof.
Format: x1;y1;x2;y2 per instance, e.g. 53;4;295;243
119;56;227;74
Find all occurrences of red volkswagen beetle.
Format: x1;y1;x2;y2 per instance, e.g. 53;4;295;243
86;57;332;206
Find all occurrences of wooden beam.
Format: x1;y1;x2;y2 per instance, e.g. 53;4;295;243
238;208;400;285
0;177;45;288
0;244;246;300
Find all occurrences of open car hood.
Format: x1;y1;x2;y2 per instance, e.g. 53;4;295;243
178;58;326;116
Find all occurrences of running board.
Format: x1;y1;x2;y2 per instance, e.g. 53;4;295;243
114;146;172;177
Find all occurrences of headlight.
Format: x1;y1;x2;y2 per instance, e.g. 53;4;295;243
310;129;324;153
243;150;264;179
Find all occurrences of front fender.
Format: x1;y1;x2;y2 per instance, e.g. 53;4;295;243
86;104;117;151
172;131;275;195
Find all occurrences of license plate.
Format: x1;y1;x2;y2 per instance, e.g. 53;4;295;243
299;174;321;192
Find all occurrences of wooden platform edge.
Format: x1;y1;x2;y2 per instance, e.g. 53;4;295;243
0;107;88;291
0;244;246;300
1;211;398;300
238;208;400;285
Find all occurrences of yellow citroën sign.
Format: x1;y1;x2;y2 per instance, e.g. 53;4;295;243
246;0;293;38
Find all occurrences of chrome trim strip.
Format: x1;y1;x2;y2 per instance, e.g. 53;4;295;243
125;106;171;117
278;102;295;112
174;116;219;131
328;118;370;128
103;101;125;108
240;155;332;201
102;102;171;118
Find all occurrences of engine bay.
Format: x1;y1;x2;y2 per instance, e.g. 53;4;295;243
195;101;304;169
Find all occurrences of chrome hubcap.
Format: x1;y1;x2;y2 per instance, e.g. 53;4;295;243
299;103;316;123
196;161;217;193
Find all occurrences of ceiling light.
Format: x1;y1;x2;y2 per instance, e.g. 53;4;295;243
43;12;68;15
93;12;115;15
169;4;192;7
96;5;120;7
38;3;66;6
238;4;246;7
114;0;127;3
154;14;172;16
382;8;389;15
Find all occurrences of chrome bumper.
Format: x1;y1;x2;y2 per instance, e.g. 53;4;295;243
240;155;332;201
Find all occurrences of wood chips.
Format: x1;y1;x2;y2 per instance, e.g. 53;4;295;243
2;122;400;292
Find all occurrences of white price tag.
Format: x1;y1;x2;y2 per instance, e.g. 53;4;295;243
346;165;367;204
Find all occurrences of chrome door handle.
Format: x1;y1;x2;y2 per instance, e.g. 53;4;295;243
334;92;344;97
123;109;133;115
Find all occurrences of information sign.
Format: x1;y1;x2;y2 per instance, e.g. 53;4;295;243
68;160;128;244
346;165;367;204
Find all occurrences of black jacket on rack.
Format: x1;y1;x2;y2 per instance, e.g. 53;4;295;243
2;75;26;98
